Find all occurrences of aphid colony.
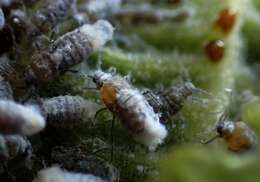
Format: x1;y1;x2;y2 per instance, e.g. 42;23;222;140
0;0;258;181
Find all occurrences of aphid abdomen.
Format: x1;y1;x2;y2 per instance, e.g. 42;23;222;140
0;76;13;100
162;82;194;116
25;20;114;82
115;89;168;151
40;95;88;128
32;0;73;33
0;100;45;135
51;31;93;72
224;122;256;152
115;91;146;134
0;134;32;161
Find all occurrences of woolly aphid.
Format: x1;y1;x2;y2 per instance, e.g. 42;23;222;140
38;95;89;128
91;70;168;151
0;100;45;135
25;20;114;82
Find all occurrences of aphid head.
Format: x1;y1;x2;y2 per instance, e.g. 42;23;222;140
91;70;112;89
217;119;235;137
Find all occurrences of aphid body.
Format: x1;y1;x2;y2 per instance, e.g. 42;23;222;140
0;134;32;161
25;20;114;82
216;116;256;152
145;82;196;122
32;0;74;33
92;71;168;151
0;100;45;135
39;95;89;128
33;166;106;182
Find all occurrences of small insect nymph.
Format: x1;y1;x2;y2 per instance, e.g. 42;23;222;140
203;114;256;152
38;95;89;128
144;82;200;123
91;70;168;151
32;0;74;33
24;20;114;83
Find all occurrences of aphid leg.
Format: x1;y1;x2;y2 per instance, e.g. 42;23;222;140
49;30;57;41
67;69;79;73
110;114;116;162
91;147;111;155
94;107;108;121
200;134;220;144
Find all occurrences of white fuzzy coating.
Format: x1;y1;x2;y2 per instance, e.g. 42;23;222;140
80;20;114;50
33;166;107;182
0;100;46;135
118;88;168;151
0;8;4;29
93;70;113;82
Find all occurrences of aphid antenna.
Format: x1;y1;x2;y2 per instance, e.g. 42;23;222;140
191;86;214;98
176;58;192;83
66;71;92;80
91;147;111;155
201;110;225;116
94;107;108;121
200;134;220;144
96;51;103;70
110;115;116;162
123;71;132;82
107;67;117;75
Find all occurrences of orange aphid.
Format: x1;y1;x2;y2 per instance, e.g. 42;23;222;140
100;83;118;106
205;39;225;62
204;114;256;152
215;8;237;33
218;121;256;152
91;71;168;151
